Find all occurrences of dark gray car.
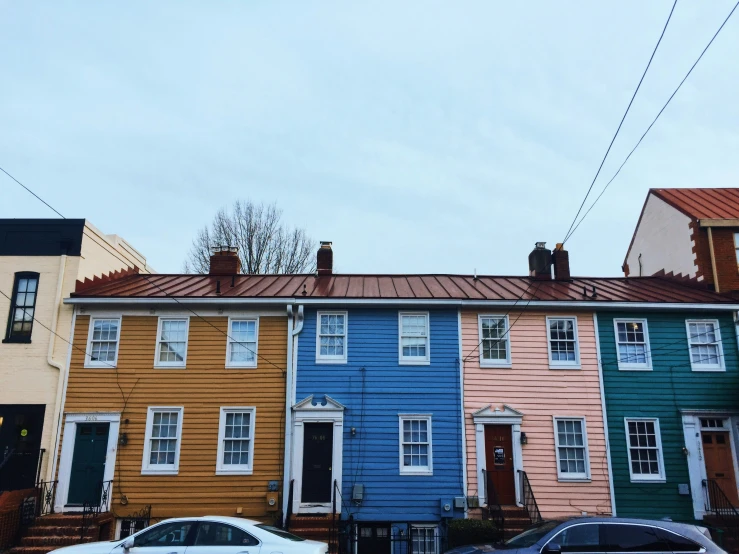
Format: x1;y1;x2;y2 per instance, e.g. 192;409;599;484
444;518;726;554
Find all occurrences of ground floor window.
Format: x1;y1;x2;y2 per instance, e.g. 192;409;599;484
411;525;439;554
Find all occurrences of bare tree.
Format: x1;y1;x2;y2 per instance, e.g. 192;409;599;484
183;200;317;274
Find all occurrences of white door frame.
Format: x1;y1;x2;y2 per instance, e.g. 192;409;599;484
291;395;344;514
473;404;524;506
55;412;120;513
681;410;739;520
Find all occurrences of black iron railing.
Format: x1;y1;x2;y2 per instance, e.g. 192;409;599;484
119;505;152;539
336;521;444;554
329;479;342;553
518;471;542;524
284;479;294;531
80;480;113;541
704;479;739;518
481;469;505;542
35;449;46;486
36;480;57;517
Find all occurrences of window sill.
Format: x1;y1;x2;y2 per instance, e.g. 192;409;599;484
691;367;726;372
141;468;179;476
480;362;512;369
154;364;187;369
215;469;254;476
84;364;117;369
315;358;348;365
225;364;258;369
618;366;652;371
2;337;32;344
557;477;592;483
399;360;431;366
399;470;433;476
629;477;666;484
549;364;581;370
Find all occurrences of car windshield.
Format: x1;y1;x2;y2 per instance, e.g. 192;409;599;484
255;525;306;541
505;521;560;548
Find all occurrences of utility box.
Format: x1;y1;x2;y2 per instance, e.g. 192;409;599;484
266;492;279;512
466;496;480;508
454;497;466;509
440;498;454;518
352;484;364;503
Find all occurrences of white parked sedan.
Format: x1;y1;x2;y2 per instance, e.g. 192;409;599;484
50;516;328;554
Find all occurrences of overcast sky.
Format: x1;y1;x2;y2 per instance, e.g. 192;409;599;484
1;1;738;276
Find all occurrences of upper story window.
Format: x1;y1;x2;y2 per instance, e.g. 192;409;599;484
399;312;430;365
316;312;347;363
4;272;39;343
547;317;580;368
614;319;651;370
553;417;590;481
142;406;183;474
227;319;258;368
625;418;665;482
85;317;121;368
216;407;255;474
399;414;433;475
686;320;724;371
155;317;189;368
479;315;511;367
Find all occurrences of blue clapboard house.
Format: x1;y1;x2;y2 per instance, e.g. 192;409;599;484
284;261;465;554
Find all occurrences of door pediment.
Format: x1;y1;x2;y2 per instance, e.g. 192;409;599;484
293;395;346;412
473;404;524;425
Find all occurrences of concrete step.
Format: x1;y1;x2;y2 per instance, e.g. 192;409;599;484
9;547;59;554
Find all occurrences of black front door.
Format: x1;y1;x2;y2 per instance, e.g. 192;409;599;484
67;423;110;505
357;524;391;554
302;422;333;503
0;404;45;491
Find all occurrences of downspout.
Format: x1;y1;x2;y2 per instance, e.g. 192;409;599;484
282;304;304;523
457;310;468;511
708;227;720;293
593;313;617;516
49;304;77;490
44;255;66;482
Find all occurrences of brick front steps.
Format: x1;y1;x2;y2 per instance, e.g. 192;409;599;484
8;513;114;554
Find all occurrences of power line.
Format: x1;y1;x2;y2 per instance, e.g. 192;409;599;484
0;166;66;219
561;0;678;244
564;0;739;244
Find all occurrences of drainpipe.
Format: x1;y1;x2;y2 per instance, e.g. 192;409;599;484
593;313;617;516
44;255;66;482
707;227;720;293
282;304;304;523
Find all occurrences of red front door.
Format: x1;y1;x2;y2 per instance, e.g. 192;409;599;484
485;425;516;505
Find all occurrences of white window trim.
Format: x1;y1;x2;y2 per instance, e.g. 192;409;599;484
398;312;431;365
142;406;184;475
153;316;190;368
410;525;440;554
546;316;581;369
216;406;256;475
84;316;122;368
734;232;739;270
685;319;725;372
552;416;591;482
624;417;666;483
398;413;433;476
614;318;652;371
315;311;348;364
225;317;259;368
478;314;512;368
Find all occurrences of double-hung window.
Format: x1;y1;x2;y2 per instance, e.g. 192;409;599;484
399;312;430;364
686;319;724;371
316;312;347;363
614;319;651;370
479;315;511;367
142;407;183;474
399;414;432;475
85;317;121;368
155;317;189;368
227;318;258;368
547;317;580;368
625;418;665;481
4;272;39;343
410;525;438;554
553;417;590;480
216;407;255;474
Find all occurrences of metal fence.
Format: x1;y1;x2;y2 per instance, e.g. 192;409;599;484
336;520;445;554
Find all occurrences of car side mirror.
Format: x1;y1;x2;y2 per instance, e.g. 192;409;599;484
122;537;134;550
543;543;562;554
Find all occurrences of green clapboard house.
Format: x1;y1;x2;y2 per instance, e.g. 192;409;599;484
596;308;739;521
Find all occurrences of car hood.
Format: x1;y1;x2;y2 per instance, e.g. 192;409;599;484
50;540;120;554
445;545;507;554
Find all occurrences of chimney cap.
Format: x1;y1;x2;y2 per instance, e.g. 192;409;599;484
210;244;238;254
535;241;547;249
320;241;332;248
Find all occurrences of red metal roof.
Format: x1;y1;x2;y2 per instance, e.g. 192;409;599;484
69;272;737;304
652;188;739;220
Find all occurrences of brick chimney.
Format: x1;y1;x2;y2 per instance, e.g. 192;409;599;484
317;242;333;276
209;245;241;275
528;242;552;280
552;243;571;281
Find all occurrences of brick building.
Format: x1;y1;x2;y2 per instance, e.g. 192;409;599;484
623;188;739;293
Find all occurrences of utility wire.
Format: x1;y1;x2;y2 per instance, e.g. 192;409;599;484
564;0;739;244
562;0;678;243
0;166;65;219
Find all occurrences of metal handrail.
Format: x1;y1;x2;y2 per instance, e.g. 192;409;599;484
36;480;57;517
284;479;294;531
518;471;542;524
481;469;505;542
80;480;113;541
703;479;739;518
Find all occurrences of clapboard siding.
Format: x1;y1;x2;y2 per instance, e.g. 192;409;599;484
61;314;287;520
598;311;739;520
296;308;465;522
462;310;612;519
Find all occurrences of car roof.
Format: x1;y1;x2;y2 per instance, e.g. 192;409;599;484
153;516;263;526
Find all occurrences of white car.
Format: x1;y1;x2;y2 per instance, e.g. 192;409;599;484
50;516;328;554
